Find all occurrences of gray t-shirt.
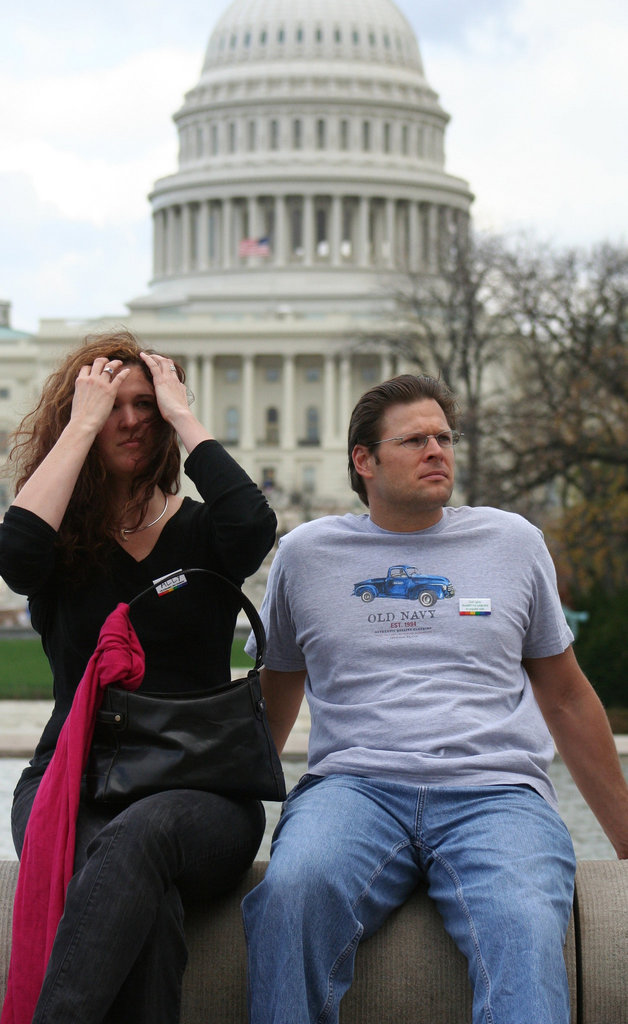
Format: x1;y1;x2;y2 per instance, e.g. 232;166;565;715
250;506;573;808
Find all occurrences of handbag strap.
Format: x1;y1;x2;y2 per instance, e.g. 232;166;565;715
127;568;265;670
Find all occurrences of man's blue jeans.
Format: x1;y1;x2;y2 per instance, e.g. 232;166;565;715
242;774;576;1024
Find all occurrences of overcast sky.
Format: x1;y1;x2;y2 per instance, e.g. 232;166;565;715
1;0;627;332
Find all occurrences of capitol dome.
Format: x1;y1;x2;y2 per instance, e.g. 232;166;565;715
135;0;473;316
28;0;476;509
202;0;424;74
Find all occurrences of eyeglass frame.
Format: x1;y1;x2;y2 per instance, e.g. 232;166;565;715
370;430;462;450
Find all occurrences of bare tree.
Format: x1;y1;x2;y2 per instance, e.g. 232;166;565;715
360;231;515;505
362;232;628;583
491;240;628;513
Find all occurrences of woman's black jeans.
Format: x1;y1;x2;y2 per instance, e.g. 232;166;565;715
12;773;265;1024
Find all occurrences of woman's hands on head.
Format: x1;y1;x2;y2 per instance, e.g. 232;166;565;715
139;352;190;426
71;357;132;437
139;351;213;454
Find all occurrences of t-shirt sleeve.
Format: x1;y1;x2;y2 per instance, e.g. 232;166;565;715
244;539;306;670
522;533;574;659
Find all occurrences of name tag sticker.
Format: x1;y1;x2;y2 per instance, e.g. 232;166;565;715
459;598;491;616
153;570;188;597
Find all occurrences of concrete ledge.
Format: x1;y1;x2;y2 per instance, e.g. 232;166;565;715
1;700;627;758
1;859;626;1022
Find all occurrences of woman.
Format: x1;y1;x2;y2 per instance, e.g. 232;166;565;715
0;329;277;1023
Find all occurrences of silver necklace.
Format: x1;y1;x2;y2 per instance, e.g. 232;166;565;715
121;494;168;540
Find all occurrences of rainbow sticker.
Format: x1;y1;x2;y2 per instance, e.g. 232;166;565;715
153;570;188;597
459;598;491;616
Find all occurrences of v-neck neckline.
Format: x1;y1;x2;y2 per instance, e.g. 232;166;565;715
112;497;187;565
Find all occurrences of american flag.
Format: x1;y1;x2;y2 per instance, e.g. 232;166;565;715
238;237;271;258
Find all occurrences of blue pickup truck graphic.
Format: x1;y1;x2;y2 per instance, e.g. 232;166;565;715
352;565;455;607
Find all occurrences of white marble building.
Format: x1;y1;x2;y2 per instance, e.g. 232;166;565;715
1;0;472;510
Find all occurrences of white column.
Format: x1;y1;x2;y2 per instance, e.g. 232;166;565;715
222;198;232;268
303;195;314;267
331;196;342;267
247;197;256;241
323;354;336;445
384;198;395;268
185;355;199;415
198;201;210;271
182;204;192;273
274;195;286;266
380;354;394;382
165;208;176;276
408;201;419;274
281;355;295;449
200;354;214;435
358;197;369;267
241;355;255;449
428;203;438;271
339;356;352;440
152;211;163;277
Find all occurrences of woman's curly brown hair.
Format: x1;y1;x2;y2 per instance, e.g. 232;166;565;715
7;328;184;578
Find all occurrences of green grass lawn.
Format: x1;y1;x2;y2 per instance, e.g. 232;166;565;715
0;635;253;700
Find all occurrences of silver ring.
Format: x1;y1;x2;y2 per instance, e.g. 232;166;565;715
103;366;114;376
169;366;177;373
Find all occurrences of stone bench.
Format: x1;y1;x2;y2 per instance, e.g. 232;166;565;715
1;859;626;1022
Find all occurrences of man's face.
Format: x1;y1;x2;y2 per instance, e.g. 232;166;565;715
353;398;456;530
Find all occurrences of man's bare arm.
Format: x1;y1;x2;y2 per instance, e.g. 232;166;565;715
525;646;628;858
260;668;307;755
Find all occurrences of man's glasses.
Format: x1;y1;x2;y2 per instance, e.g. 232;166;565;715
371;430;462;450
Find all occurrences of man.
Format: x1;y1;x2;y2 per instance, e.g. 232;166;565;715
242;374;628;1024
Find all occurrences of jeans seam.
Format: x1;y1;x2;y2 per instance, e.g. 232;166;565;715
315;923;363;1024
429;846;495;1024
317;837;414;1024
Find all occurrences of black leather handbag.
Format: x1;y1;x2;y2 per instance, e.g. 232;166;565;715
85;568;286;804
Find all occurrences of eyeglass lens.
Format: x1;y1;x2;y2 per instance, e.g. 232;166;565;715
402;432;457;449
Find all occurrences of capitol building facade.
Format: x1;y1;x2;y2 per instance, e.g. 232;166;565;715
0;0;472;513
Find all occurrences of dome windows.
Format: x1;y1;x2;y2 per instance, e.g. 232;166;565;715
183;111;427;166
269;119;280;150
247;120;257;152
206;15;423;70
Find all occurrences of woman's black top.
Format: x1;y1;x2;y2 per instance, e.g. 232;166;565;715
0;441;276;776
